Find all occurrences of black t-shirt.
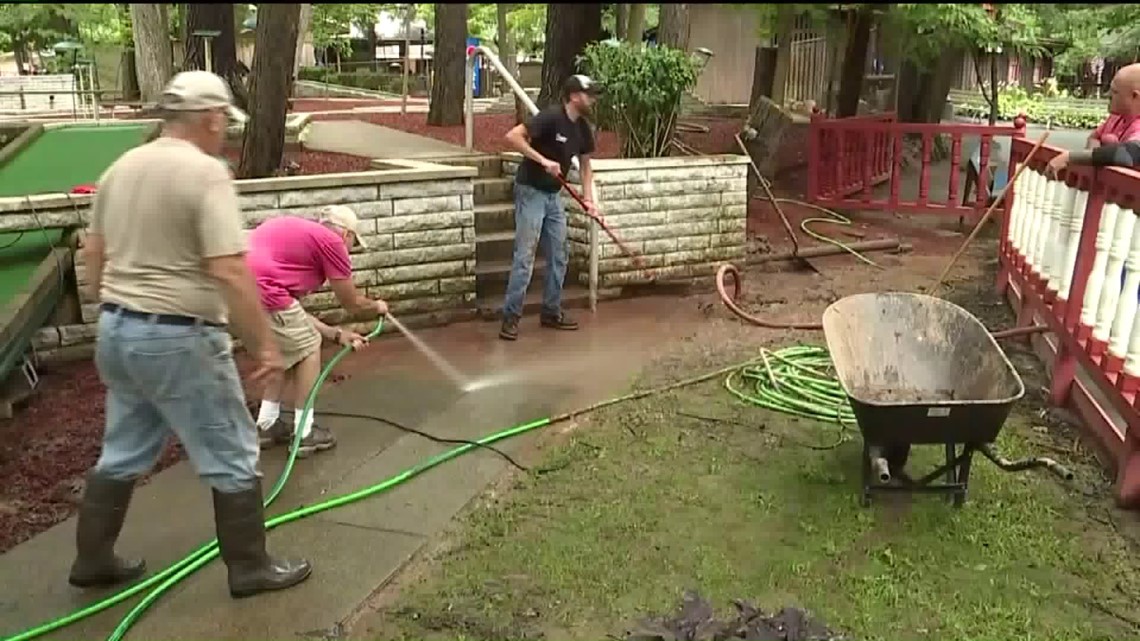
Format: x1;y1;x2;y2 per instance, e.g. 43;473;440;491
515;105;597;193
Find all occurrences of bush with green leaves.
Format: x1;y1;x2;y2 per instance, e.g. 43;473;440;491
578;41;699;158
952;83;1107;130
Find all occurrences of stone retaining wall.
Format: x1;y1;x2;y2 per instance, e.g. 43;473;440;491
0;160;477;360
502;153;749;287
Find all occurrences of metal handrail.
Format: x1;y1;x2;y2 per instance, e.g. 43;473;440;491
464;44;598;311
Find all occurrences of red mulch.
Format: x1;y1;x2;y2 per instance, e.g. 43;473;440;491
307;112;744;158
219;147;374;175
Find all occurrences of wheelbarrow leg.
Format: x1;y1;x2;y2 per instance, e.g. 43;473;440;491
955;447;975;508
861;441;873;508
944;443;958;504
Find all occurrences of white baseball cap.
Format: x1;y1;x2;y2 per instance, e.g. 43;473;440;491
319;204;368;248
159;70;246;122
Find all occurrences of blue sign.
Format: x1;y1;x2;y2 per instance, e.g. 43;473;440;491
466;36;482;97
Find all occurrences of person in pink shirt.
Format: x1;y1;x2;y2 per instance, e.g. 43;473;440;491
247;206;388;456
1088;64;1140;148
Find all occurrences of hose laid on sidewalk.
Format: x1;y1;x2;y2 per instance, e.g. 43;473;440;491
5;316;388;641
4;327;747;641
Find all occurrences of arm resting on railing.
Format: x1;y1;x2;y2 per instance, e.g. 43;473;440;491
1048;141;1140;177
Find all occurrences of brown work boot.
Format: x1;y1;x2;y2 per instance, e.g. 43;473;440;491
212;481;312;599
258;419;291;450
540;312;579;331
295;424;337;458
499;315;520;341
68;473;147;588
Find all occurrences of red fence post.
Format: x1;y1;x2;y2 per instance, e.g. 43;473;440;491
807;110;823;204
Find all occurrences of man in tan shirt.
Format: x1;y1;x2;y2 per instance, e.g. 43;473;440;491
69;70;311;599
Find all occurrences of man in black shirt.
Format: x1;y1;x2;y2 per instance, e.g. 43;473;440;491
499;74;600;341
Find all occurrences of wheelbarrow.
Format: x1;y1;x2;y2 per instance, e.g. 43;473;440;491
822;292;1074;507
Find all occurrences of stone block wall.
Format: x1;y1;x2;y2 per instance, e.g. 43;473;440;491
0;160;477;360
0;74;77;112
503;154;749;288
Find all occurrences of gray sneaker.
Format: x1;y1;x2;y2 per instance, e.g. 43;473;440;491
295;424;337;458
258;419;292;450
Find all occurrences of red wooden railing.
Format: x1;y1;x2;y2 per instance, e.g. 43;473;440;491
807;112;1027;222
999;136;1140;506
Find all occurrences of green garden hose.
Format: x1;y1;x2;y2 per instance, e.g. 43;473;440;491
5;339;853;641
4;316;388;641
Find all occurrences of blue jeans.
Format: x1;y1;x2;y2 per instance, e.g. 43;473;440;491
502;181;569;319
92;309;261;493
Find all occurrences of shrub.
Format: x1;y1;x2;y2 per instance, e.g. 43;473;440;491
296;66;427;95
578;41;699;158
952;84;1107;130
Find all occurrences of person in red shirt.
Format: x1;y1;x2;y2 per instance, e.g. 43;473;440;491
1088;64;1140;148
246;206;388;457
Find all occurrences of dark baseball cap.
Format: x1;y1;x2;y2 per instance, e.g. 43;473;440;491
563;74;602;96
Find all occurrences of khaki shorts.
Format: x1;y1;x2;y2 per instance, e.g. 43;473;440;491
268;300;322;370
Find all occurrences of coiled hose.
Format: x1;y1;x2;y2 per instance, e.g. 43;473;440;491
6;316;388;641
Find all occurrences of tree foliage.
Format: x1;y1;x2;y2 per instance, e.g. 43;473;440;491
579;40;699;158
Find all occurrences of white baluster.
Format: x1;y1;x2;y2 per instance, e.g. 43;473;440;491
1094;206;1135;342
1045;183;1078;293
1082;201;1119;331
1023;171;1050;272
1031;178;1059;278
1111;211;1140;360
1060;188;1089;301
1013;169;1038;259
1008;164;1027;252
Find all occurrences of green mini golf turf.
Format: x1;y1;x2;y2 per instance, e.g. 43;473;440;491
0;124;151;197
0;228;65;305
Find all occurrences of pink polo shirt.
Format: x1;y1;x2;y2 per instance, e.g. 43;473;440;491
246;216;353;312
1092;114;1140;145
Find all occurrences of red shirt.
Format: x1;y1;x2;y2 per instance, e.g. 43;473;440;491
1093;114;1140;145
246;216;353;312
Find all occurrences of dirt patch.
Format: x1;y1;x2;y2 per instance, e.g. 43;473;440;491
624;591;844;641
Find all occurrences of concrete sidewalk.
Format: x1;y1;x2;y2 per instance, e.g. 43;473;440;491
0;298;706;641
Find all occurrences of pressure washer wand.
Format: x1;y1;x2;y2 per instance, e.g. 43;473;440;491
554;173;654;276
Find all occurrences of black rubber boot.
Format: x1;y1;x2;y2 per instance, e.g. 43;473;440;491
68;473;147;588
212;481;312;598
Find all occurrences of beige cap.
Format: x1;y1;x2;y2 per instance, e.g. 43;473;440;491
319;204;368;249
159;70;246;122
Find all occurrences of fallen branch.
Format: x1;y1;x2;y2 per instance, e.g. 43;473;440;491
755;238;907;263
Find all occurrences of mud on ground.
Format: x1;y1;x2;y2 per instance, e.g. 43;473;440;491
351;238;1140;641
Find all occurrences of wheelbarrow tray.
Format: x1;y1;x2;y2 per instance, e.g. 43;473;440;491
821;292;1026;445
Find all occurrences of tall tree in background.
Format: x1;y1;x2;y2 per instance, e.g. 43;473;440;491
182;4;248;110
130;3;173;102
835;5;875;118
624;4;646;43
427;2;467;127
238;3;300;178
294;4;312;78
656;3;690;50
537;3;602;108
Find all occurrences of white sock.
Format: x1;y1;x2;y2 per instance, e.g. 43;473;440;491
256;401;280;430
295;411;314;439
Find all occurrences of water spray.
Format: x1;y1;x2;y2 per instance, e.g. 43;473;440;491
383;313;472;391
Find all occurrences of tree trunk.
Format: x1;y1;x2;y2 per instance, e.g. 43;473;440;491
770;5;795;106
496;3;528;124
625;4;646;43
294;4;312;78
365;22;378;71
616;4;629;40
835;6;873;118
427;2;467;126
537;3;602;108
896;48;963;124
402;5;414;115
130;3;174;103
656;3;690;51
749;46;777;108
238;3;301;179
183;4;248;110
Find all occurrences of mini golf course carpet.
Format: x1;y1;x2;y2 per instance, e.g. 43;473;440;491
0;124;151;197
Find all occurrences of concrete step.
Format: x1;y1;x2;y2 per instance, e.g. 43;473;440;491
473;177;513;206
473;202;514;234
475;257;546;295
475;230;516;264
475;284;592;320
410;153;503;178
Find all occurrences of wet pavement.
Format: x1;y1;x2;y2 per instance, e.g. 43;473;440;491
0;298;710;641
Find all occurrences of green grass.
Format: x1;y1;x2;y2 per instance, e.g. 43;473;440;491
0;229;64;305
372;369;1140;641
0;124;150;197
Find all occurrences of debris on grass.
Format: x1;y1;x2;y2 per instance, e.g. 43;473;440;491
623;591;845;641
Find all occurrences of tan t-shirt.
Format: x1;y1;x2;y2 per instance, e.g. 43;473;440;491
89;137;246;325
